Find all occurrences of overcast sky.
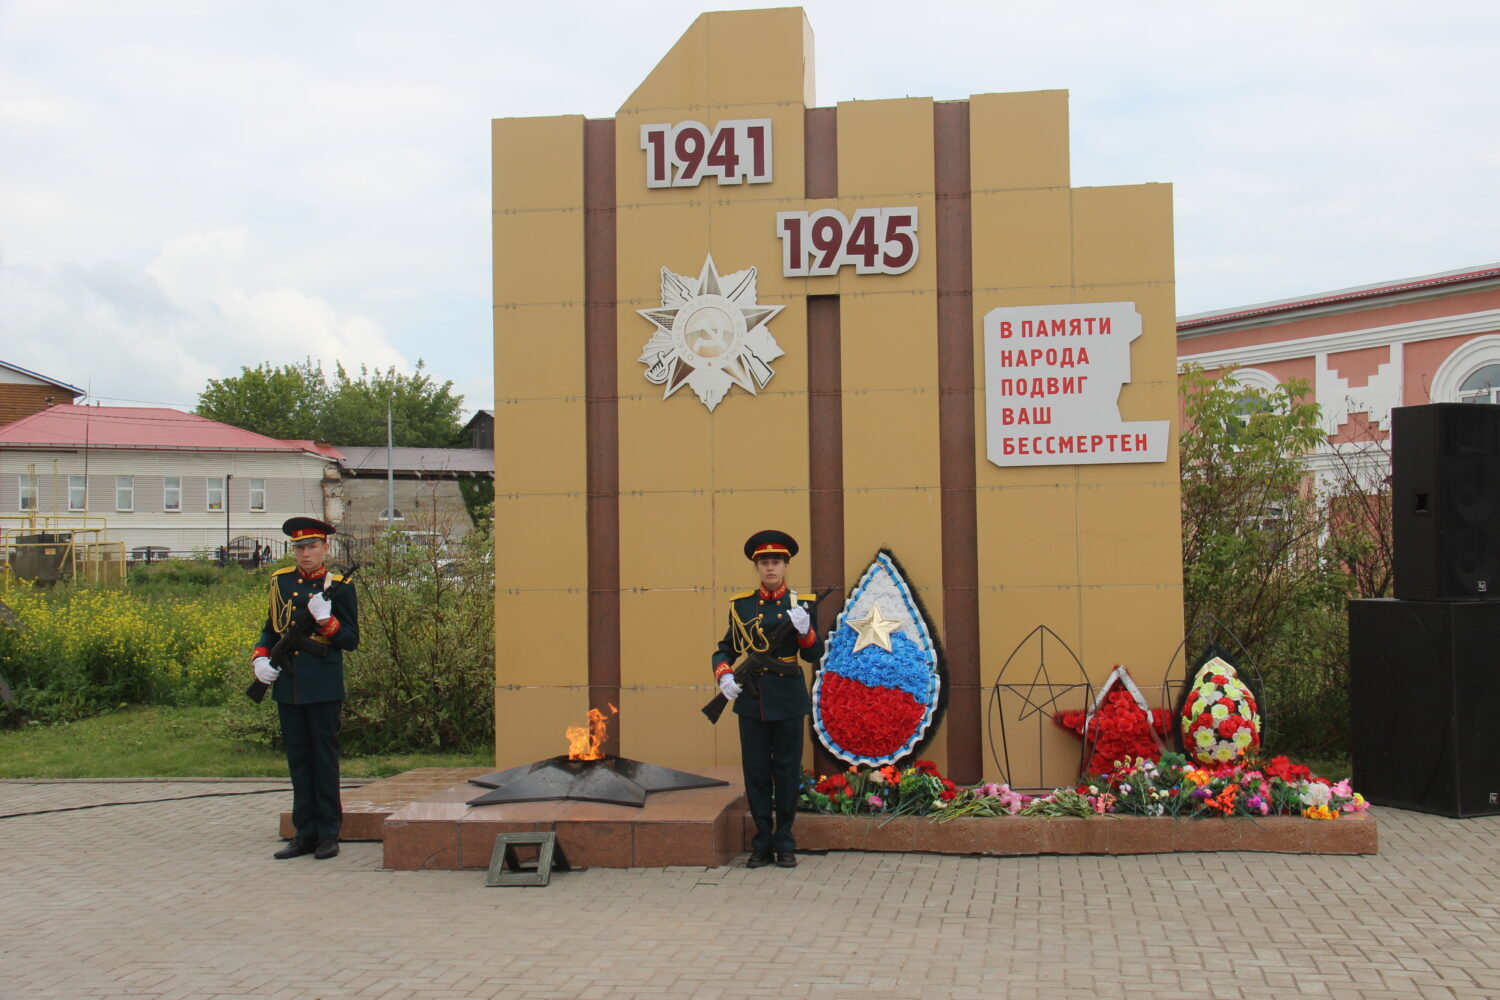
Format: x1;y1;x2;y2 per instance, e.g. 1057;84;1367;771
2;1;1496;416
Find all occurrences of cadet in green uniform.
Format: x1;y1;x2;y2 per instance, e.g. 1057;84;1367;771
712;530;821;869
251;517;359;860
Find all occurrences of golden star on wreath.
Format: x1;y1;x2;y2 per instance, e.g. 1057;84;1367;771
847;601;902;653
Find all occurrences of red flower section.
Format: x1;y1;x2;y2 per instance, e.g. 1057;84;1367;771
1263;755;1313;784
1053;687;1170;775
818;673;927;758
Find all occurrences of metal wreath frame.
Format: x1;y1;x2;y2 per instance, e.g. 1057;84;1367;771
986;624;1095;792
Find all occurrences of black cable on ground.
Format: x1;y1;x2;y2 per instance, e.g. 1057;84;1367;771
0;783;366;821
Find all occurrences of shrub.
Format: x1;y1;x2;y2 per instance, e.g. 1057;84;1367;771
1178;367;1369;760
128;558;272;597
0;582;262;726
337;511;495;754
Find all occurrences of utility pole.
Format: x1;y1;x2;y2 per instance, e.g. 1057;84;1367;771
386;394;395;532
225;473;232;564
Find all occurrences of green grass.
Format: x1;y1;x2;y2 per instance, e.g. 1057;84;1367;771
0;705;492;779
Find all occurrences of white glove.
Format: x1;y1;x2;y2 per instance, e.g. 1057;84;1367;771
787;604;811;636
306;592;332;622
253;656;280;685
719;674;742;699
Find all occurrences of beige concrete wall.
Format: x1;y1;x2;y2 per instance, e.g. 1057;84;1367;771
492;11;1182;784
969;91;1182;787
491;114;591;766
613;8;815;772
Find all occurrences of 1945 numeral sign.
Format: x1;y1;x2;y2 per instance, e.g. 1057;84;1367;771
641;119;772;187
776;208;919;277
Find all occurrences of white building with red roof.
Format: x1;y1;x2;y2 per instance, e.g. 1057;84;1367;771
1177;263;1500;477
0;405;344;560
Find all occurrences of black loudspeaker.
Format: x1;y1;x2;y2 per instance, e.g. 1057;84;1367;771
1349;598;1500;817
1392;403;1500;601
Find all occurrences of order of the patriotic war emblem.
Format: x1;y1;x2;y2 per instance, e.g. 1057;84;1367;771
635;255;785;411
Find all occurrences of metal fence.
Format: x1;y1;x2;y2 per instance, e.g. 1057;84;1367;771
1;532;126;588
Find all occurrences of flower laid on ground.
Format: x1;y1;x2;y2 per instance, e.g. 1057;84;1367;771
798;752;1366;822
799;760;952;817
1076;752;1367;820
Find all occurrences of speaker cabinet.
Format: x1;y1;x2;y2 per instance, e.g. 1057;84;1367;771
1349;598;1500;817
1392;403;1500;601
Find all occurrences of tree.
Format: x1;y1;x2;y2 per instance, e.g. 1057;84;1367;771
196;361;325;440
1179;365;1344;651
458;477;494;527
320;362;466;447
1179;366;1351;755
195;359;465;447
1322;433;1394;600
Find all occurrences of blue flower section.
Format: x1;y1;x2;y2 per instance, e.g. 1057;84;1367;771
823;627;936;704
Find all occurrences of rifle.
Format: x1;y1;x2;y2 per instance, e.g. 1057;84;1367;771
246;564;358;704
702;587;834;724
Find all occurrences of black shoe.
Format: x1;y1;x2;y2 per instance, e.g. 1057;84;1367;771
775;851;797;868
314;839;340;860
746;851;773;869
273;840;316;859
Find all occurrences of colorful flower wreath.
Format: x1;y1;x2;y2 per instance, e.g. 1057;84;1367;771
1180;655;1261;765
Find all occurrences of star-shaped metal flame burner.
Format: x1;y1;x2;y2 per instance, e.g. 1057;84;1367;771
467;756;728;808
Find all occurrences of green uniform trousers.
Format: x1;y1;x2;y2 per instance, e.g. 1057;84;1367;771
278;700;342;842
739;714;802;854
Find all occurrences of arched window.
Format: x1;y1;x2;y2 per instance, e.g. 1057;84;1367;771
1226;368;1279;429
1458;364;1500;404
1429;335;1500;403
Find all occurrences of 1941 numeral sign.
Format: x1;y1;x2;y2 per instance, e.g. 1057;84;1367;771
641;119;772;187
776;208;919;277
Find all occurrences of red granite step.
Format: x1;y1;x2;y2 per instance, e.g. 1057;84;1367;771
381;767;746;870
278;767;1379;865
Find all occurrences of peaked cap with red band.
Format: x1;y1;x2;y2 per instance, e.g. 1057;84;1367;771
743;529;798;561
283;516;336;547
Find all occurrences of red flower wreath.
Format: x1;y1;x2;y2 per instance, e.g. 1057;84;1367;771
1053;667;1171;775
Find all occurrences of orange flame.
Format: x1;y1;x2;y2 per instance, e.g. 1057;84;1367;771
564;703;618;760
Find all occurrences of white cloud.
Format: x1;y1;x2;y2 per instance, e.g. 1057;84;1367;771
1;0;1498;411
1;228;407;407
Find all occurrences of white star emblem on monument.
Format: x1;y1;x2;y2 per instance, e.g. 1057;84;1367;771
635;254;785;411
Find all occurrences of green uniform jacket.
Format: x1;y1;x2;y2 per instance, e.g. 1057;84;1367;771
712;588;822;721
254;566;359;705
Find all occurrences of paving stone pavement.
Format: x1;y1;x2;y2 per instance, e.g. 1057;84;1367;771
2;779;1499;999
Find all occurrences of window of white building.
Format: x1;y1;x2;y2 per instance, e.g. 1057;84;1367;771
249;478;266;511
19;474;37;511
116;476;134;512
163;476;181;512
207;477;224;512
68;475;86;511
